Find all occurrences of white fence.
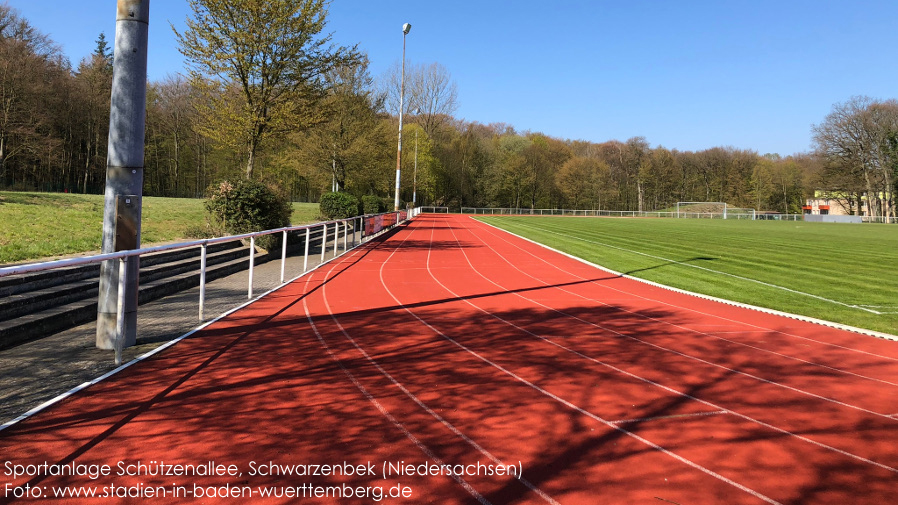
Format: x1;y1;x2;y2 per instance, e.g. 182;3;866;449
460;207;897;223
0;209;419;364
460;208;777;220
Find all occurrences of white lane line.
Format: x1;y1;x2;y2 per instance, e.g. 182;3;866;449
609;411;730;425
300;251;492;505
473;218;898;357
471;218;898;350
428;216;898;475
373;216;784;505
456;222;896;418
314;241;559;504
465;223;898;392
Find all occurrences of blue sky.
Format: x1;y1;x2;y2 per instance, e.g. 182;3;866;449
6;0;897;156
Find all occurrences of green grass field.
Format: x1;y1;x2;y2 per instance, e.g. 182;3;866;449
478;215;898;336
0;192;320;264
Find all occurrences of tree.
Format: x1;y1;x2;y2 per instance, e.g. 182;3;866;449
813;96;898;220
558;156;607;209
146;75;198;196
73;33;113;193
175;0;358;179
0;4;66;187
381;61;458;138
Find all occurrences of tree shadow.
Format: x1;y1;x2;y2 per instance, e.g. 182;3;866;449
1;230;894;504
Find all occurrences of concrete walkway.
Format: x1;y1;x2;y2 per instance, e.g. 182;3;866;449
0;240;349;424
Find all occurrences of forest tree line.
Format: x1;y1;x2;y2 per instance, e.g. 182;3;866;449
1;3;895;217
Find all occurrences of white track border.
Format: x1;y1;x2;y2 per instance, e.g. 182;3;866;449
0;249;360;433
472;217;898;343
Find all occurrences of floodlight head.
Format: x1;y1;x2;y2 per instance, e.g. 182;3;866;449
402;23;412;34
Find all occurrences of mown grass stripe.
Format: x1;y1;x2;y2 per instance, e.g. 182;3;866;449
478;216;898;335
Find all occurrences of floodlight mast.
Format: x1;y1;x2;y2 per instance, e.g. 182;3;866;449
413;109;419;208
394;23;411;211
96;0;150;351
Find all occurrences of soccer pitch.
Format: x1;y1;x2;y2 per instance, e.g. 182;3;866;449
477;215;898;336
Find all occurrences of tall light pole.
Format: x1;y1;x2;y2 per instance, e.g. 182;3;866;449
394;22;411;211
413;108;419;208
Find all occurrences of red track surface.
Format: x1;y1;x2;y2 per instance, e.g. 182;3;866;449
2;214;897;504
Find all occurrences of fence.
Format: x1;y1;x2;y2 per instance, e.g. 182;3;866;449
460;208;839;222
461;207;765;219
0;209;418;364
419;206;450;214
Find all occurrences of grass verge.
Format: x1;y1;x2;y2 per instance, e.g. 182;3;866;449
0;192;320;265
478;215;898;336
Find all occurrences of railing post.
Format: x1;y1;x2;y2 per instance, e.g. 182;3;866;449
199;243;207;321
333;223;339;257
343;220;348;251
114;256;127;366
280;230;288;284
320;224;327;263
248;236;255;299
303;227;310;273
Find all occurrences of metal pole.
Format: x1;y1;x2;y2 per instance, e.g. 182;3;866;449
343;220;348;251
248;236;255;299
394;24;411;211
114;257;127;366
280;230;288;284
97;0;150;350
320;224;327;262
303;227;310;272
413;127;418;208
198;243;207;321
333;224;339;257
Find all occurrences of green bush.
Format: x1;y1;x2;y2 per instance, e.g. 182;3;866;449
361;195;383;214
204;179;292;250
319;192;360;219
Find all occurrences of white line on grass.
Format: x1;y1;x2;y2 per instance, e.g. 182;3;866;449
466;222;898;389
379;217;784;504
431;217;898;474
474;217;898;347
500;219;884;315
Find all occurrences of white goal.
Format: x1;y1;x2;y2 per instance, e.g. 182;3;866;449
675;202;755;220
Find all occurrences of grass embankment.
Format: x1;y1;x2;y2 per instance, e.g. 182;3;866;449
0;192;320;265
478;215;898;335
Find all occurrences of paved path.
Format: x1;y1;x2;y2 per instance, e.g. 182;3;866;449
0;241;345;424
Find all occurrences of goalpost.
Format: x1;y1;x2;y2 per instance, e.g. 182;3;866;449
674;202;756;220
676;202;727;219
726;207;757;220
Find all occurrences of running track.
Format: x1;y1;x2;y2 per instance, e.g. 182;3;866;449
1;214;897;504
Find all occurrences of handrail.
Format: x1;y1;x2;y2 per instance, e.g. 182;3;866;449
0;209;419;363
0;218;355;279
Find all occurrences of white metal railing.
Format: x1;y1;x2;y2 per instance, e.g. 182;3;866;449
460;208;815;222
419;206;450;213
0;209;418;364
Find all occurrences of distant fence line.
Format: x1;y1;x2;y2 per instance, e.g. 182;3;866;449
459;208;895;223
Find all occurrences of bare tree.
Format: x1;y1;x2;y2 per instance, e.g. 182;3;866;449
0;4;65;184
813;96;898;220
381;61;458;138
